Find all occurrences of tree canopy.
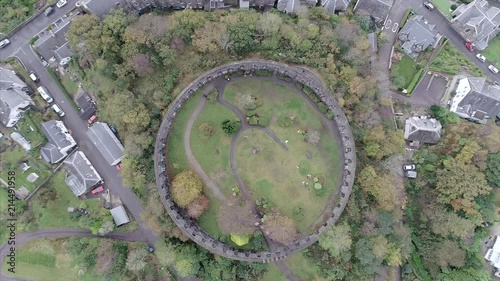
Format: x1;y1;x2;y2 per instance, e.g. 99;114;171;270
171;170;203;208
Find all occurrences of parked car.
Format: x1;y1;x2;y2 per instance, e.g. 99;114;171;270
91;186;104;195
88;114;98;125
40;56;49;67
44;6;55;16
465;42;475;52
36;86;54;103
29;71;39;82
475;53;486;62
116;162;122;171
60;57;71;67
403;164;416;171
423;1;434;10
488;65;499;74
56;0;67;8
51;104;65;117
0;39;10;49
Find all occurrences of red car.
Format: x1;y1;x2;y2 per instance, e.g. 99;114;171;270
116;163;122;171
91;186;104;195
88;114;98;125
465;42;475;52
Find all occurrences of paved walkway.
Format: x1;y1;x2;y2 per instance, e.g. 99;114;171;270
184;87;226;201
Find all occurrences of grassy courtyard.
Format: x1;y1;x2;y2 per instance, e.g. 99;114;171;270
391;54;419;89
483;36;500;66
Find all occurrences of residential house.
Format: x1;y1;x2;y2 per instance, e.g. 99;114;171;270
451;0;500;50
110;205;130;226
354;0;394;25
86;122;124;166
404;116;442;147
322;0;351;14
40;120;77;164
485;236;500;277
450;77;500;123
398;15;442;59
0;67;34;127
277;0;301;13
276;0;350;14
75;87;96;120
63;151;103;197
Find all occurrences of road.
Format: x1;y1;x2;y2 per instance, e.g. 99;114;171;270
0;228;146;281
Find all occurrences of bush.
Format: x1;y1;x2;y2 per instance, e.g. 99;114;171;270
450;4;458;10
221;119;241;135
171;170;203;208
392;76;406;89
400;9;414;26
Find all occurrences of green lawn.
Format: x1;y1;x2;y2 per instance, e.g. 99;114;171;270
430;40;483;76
0;145;50;192
392;54;419;88
228;80;340;232
60;73;79;96
431;0;453;18
285;251;322;281
2;239;98;281
15;112;46;149
483;36;500;66
30;171;101;229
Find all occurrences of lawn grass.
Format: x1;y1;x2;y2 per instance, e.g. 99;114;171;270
2;239;98;281
30;171;101;229
0;145;50;192
392;54;419;88
285;251;322;281
483;36;500;66
60;73;79;96
431;0;453;18
15;111;46;149
228;80;340;232
260;263;288;281
430;40;483;76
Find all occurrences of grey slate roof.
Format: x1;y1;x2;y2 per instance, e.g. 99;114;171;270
451;0;500;50
40;142;66;164
404;116;442;144
64;151;102;197
75;88;96;120
110;205;130;226
322;0;351;14
277;0;301;13
455;82;500;122
40;120;77;163
354;0;394;23
399;15;441;58
0;67;33;127
86;122;124;166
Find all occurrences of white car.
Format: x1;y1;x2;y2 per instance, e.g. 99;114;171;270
475;53;486;62
0;39;10;49
488;65;499;74
56;0;67;8
403;164;416;171
51;104;65;117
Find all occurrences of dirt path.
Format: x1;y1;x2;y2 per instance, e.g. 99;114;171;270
184;92;226;201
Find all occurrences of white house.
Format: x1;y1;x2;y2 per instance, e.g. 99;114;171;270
0;67;34;127
485;236;500;277
449;77;500;123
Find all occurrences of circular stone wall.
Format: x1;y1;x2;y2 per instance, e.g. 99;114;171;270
154;60;356;262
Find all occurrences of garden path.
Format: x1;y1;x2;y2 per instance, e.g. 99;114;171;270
184;87;226;201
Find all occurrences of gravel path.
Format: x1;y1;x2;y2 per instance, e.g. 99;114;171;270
184;88;226;201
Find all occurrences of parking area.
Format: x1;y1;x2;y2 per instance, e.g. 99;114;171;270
393;72;449;107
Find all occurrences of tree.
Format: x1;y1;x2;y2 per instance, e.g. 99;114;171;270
171;170;203;208
262;212;297;245
357;166;397;211
192;22;227;54
305;130;320;145
436;160;491;214
355;238;383;275
186;195;210;219
221;119;241;135
486;152;500;187
424;203;476;240
371;236;389;259
436;240;465;269
235;94;257;110
66;14;103;63
126;248;147;271
176;258;199;277
318;222;352;257
130;53;155;77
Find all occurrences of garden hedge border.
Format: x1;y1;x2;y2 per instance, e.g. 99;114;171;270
154;60;356;262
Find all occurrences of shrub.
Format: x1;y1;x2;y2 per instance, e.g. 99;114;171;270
450;4;458;10
221;119;241;135
392;76;406;89
407;69;424;94
171;170;203;208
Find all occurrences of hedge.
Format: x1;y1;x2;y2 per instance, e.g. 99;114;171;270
400;9;414;27
407;69;424;95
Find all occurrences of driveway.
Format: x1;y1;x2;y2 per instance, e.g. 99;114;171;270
393;72;448;106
